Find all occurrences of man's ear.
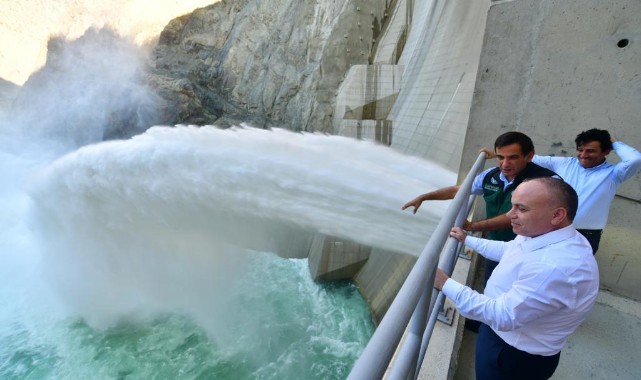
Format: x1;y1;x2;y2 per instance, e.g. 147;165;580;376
551;207;568;226
525;150;535;162
603;149;612;156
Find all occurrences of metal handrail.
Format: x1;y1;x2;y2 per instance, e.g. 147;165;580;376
414;195;476;377
347;152;486;380
387;195;475;380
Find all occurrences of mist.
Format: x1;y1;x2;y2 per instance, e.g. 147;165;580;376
25;125;453;337
4;28;162;153
0;0;217;85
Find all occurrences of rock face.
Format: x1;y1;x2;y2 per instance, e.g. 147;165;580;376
149;0;393;132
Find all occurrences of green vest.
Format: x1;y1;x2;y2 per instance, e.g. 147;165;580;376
481;163;558;242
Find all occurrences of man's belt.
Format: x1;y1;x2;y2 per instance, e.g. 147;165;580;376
577;229;603;236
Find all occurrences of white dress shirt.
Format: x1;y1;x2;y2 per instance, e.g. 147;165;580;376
442;225;599;355
532;141;641;229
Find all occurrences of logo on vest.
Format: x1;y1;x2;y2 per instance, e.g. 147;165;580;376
483;184;500;192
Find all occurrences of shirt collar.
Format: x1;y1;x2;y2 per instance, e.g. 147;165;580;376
498;171;514;187
517;225;577;253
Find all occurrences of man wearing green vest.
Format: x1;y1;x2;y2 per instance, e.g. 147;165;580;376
403;131;558;284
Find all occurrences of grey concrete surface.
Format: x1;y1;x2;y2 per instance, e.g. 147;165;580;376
453;290;641;380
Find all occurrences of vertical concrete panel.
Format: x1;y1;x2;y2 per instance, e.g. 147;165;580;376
333;64;403;136
463;0;641;299
390;0;490;171
373;0;410;65
598;200;641;300
354;248;416;324
308;234;370;281
343;0;490;325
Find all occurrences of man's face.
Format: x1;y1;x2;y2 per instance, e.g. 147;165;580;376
495;143;533;181
507;181;557;237
577;140;609;168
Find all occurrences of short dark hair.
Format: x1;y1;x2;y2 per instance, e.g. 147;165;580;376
494;131;534;156
528;177;579;221
575;129;612;152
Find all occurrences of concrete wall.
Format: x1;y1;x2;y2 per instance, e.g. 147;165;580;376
317;0;490;324
390;0;490;171
308;234;370;281
325;0;641;325
354;248;416;323
461;0;641;301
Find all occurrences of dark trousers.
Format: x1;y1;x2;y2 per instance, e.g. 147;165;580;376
476;323;560;380
577;229;603;254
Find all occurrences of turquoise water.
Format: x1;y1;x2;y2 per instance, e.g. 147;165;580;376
0;251;373;380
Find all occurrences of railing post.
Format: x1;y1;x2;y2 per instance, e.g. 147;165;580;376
414;195;476;377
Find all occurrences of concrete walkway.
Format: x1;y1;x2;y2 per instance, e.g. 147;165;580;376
453;289;641;379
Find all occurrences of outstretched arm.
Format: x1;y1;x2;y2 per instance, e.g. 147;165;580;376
402;185;460;214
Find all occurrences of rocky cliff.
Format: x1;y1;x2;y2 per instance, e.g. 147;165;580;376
2;0;395;139
148;0;394;132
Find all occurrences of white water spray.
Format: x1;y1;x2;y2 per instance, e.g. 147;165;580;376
26;125;455;335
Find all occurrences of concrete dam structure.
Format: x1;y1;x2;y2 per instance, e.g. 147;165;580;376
0;0;641;380
312;0;641;327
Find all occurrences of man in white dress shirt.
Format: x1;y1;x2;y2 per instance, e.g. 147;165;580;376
434;177;599;380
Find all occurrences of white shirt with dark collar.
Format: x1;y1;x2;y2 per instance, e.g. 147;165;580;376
441;225;599;355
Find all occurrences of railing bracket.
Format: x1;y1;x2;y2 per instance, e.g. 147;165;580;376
437;302;456;326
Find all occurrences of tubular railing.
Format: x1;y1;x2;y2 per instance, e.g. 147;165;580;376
347;152;487;380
